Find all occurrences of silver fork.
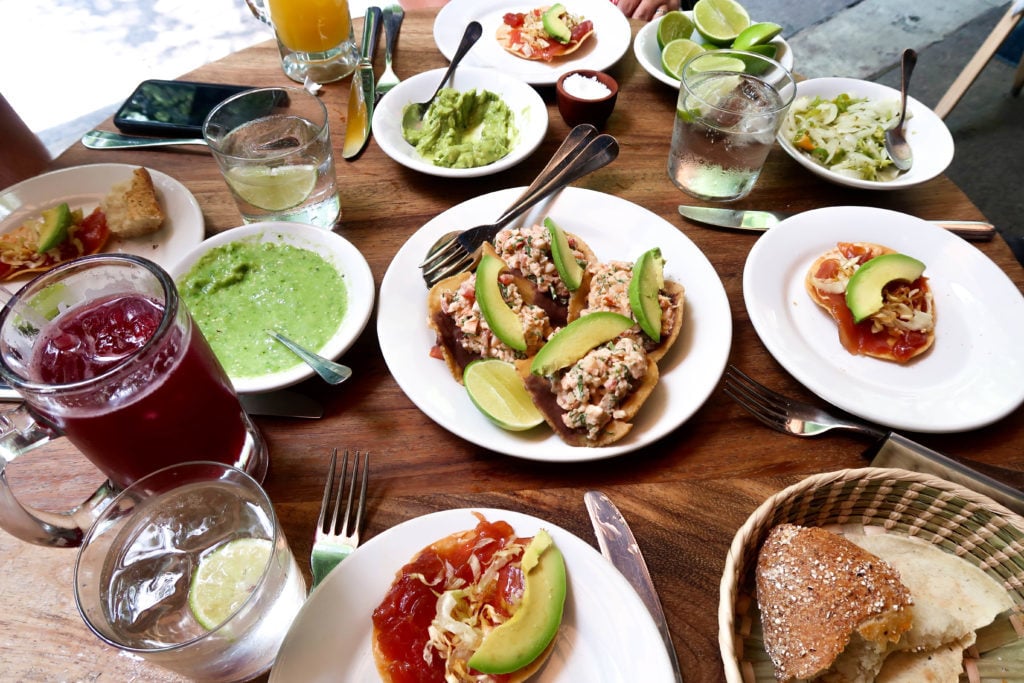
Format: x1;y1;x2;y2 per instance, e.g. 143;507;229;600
376;5;404;101
419;125;619;288
311;448;369;588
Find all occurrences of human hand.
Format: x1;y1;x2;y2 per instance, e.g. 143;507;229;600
611;0;679;22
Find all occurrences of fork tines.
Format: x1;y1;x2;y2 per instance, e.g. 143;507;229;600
721;365;793;434
318;448;369;539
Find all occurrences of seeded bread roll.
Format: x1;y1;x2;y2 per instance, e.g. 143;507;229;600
755;524;914;682
101;167;165;238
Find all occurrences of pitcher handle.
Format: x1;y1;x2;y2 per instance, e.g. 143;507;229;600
0;404;119;547
244;0;273;26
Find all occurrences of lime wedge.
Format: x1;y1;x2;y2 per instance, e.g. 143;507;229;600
225;165;317;211
661;38;705;80
693;0;750;46
188;537;273;630
656;11;695;50
464;359;544;431
732;21;783;50
689;55;746;74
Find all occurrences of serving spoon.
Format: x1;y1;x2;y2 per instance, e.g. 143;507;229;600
267;330;352;385
401;20;482;131
884;48;917;171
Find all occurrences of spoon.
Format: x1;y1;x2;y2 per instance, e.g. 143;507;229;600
267;330;352;385
884;48;917;171
401;21;482;131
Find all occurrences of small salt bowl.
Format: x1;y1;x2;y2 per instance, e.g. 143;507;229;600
555;70;619;129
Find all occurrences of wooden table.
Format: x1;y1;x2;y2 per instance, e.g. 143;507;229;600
2;10;1022;682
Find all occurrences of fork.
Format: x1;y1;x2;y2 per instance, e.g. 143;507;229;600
376;5;404;101
419;125;619;288
311;448;369;588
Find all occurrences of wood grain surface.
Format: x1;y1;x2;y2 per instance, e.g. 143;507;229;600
1;10;1022;682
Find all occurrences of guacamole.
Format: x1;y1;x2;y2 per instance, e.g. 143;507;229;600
179;240;347;378
402;88;518;169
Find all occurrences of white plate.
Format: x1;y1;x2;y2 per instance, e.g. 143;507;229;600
270;507;675;682
776;77;954;190
743;206;1024;433
169;222;375;394
0;163;204;284
378;186;732;462
633;14;794;90
434;0;632;86
371;66;548;179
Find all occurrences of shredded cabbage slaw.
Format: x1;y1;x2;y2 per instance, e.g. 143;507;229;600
785;93;908;181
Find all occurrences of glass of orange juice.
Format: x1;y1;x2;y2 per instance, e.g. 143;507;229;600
245;0;358;83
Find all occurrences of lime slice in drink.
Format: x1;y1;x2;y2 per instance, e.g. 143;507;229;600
656;11;695;50
693;0;750;46
661;38;705;80
188;537;273;630
732;21;783;50
225;165;317;211
690;54;746;74
463;359;544;431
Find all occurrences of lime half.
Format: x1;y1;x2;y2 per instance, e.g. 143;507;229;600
225;165;317;211
693;0;750;46
464;359;544;431
661;38;705;80
189;537;273;630
656;11;695;50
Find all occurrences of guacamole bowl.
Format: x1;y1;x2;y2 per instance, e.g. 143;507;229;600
371;66;548;178
169;222;374;393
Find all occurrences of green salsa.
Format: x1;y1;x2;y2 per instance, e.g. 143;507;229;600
179;240;347;378
402;88;518;169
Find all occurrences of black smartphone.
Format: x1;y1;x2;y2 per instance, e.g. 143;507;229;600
113;79;254;137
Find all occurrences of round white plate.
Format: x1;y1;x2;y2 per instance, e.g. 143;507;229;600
169;222;375;394
776;77;954;190
371;66;548;178
633;14;794;90
0;163;204;284
378;186;732;462
270;508;676;682
743;206;1024;433
434;0;632;86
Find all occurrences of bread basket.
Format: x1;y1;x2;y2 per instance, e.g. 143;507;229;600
719;467;1024;682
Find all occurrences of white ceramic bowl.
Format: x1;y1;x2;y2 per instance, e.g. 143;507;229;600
633;14;794;90
370;66;548;178
169;222;375;394
776;77;954;190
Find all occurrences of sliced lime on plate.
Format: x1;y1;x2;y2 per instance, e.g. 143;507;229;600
464;359;544;432
693;0;751;46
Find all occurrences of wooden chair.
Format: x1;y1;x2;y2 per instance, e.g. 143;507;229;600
934;0;1024;118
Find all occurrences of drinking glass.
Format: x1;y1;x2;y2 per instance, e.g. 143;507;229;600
244;0;358;83
74;461;307;681
668;49;795;202
203;86;341;228
0;254;267;547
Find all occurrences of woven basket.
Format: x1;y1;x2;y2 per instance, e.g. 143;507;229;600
718;467;1024;683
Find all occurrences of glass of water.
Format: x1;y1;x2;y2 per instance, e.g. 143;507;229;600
74;461;307;682
668;49;795;202
204;86;341;227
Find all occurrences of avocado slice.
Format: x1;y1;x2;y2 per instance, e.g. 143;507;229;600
468;529;567;674
845;252;926;323
476;254;527;351
628;247;666;341
543;217;584;291
36;202;73;253
542;4;572;44
531;311;633;376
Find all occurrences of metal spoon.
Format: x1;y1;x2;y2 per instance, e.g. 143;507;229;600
885;48;916;171
82;129;208;149
267;330;352;385
401;21;482;131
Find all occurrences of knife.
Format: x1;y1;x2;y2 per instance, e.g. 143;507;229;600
342;6;382;160
677;205;996;241
584;490;684;682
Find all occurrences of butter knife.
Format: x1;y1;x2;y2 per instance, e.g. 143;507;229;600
584;490;684;682
342;6;382;160
677;205;996;241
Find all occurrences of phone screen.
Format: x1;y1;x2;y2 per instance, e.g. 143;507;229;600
113;80;253;136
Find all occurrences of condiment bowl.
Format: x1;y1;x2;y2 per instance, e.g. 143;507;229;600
168;222;374;393
555;70;619;130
